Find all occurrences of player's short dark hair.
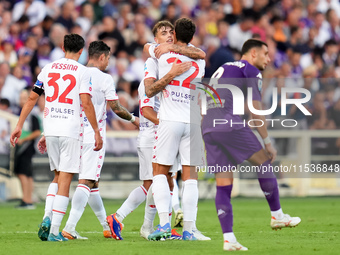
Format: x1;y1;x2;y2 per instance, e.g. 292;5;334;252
241;39;268;56
174;18;196;44
152;20;174;37
88;41;111;59
0;98;10;108
63;34;85;53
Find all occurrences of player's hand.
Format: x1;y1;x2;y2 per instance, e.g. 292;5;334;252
10;126;22;147
37;136;47;154
265;143;277;163
94;131;103;151
170;58;192;77
132;116;140;128
154;43;172;58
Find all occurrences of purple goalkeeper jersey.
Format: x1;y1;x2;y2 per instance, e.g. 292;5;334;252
202;60;262;134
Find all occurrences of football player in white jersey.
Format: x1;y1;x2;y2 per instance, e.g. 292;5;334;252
106;20;206;241
143;21;211;241
36;41;139;240
144;18;206;241
10;34;103;242
107;57;161;240
62;40;139;240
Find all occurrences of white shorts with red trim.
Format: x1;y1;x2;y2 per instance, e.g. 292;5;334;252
46;136;81;173
152;120;205;167
79;143;106;181
137;146;153;180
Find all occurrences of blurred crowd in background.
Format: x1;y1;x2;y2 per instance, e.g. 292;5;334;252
1;0;340;156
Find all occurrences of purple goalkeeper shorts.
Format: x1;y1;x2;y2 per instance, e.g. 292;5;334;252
203;127;262;172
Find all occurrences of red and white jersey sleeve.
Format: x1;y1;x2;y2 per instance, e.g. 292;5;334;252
157;50;206;125
144;57;158;80
138;58;160;147
38;58;91;140
83;67;119;143
148;43;158;59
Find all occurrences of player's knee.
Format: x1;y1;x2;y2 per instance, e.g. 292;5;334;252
249;149;270;166
79;179;96;189
93;181;99;189
143;180;152;191
52;170;59;183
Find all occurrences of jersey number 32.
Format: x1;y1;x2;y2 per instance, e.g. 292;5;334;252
46;73;76;104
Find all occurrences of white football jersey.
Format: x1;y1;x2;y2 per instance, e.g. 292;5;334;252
138;58;160;147
83;67;119;143
34;58;91;140
157;50;205;125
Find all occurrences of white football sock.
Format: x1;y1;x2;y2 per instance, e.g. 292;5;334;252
193;221;197;231
169;191;173;224
172;178;181;212
183;221;194;233
143;184;157;229
271;208;284;220
223;232;237;243
43;182;58;220
64;184;90;233
116;185;147;222
153;174;170;226
50;195;69;235
88;188;109;231
182;179;198;233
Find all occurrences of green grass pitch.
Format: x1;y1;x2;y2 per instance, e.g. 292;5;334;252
0;197;339;255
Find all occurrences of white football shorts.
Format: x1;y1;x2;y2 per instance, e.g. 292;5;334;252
79;142;106;181
137;146;153;180
46;136;81;173
153;120;205;167
169;153;181;174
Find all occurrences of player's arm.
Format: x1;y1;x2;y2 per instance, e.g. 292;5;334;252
251;100;277;163
143;43;153;56
17;114;41;145
17;130;41;146
154;43;206;59
142;107;159;125
80;93;103;151
145;58;192;98
108;100;139;127
10;91;40;146
37;135;47;154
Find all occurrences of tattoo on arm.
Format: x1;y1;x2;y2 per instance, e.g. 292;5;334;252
171;44;205;59
108;100;132;121
145;74;174;98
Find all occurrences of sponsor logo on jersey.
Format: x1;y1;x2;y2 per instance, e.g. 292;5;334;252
140;122;150;128
171;91;195;101
163;89;170;98
44;107;49;117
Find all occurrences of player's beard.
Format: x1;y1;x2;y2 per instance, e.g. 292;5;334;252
258;63;266;71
